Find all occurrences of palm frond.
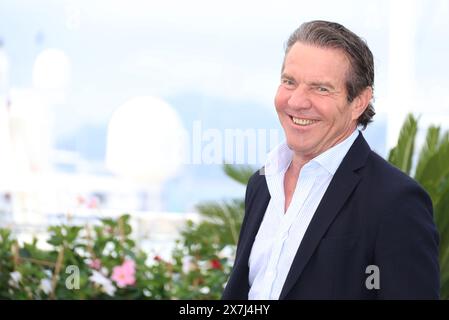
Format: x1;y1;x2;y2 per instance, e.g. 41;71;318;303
223;164;255;185
388;113;449;299
414;126;440;182
415;138;449;196
194;199;245;246
387;114;418;174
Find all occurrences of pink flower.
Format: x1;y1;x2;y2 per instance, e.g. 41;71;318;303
122;259;135;272
111;259;136;288
89;259;101;270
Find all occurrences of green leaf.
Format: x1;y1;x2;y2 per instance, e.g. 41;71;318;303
388;113;449;299
415;126;440;182
194;199;244;246
223;164;254;185
387;113;418;174
415;138;449;196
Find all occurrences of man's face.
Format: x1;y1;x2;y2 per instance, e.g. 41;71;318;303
275;42;366;160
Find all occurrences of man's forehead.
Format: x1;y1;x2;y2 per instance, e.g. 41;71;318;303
285;41;349;61
282;43;350;83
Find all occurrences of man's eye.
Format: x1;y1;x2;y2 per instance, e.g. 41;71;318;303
316;86;330;93
281;79;295;86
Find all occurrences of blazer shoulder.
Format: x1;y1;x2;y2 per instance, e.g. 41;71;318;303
365;150;432;205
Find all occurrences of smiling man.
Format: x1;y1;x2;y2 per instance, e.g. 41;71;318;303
222;20;440;300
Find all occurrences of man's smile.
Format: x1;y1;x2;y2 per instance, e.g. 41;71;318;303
289;115;320;127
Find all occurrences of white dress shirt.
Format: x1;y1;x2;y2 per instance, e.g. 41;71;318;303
248;129;359;300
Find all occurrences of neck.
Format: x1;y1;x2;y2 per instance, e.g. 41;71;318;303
289;156;309;176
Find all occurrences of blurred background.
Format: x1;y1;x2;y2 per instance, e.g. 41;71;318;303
1;0;449;254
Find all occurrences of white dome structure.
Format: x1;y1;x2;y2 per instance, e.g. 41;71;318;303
106;96;187;184
32;48;71;90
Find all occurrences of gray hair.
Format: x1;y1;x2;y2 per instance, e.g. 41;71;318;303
284;20;375;129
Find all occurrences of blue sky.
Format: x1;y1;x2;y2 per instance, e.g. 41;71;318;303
1;0;448;211
0;0;394;138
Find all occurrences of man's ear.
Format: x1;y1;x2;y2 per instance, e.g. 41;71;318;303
351;86;373;121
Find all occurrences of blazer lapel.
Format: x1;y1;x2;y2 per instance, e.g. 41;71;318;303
279;134;370;299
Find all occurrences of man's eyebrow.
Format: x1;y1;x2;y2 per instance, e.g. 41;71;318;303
307;81;336;90
280;72;294;80
280;74;337;90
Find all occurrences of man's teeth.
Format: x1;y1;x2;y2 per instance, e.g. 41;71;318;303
292;117;318;126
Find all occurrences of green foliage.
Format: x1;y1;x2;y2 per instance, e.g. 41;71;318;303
1;214;170;299
0;165;250;299
388;114;449;299
165;164;251;299
388;114;418;174
190;200;244;247
414;126;441;182
223;164;254;185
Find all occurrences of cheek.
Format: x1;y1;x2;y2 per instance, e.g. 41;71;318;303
274;87;287;111
274;96;281;112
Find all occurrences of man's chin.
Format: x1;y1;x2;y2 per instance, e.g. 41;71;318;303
286;141;309;154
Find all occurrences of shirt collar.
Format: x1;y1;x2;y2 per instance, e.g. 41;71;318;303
313;129;359;175
264;143;293;176
264;129;359;176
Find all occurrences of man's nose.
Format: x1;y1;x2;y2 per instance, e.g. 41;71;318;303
288;85;312;109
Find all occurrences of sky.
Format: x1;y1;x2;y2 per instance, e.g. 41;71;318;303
0;0;392;138
1;0;447;128
0;0;391;119
1;0;449;211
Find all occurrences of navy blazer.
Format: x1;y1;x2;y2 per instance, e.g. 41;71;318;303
222;133;440;299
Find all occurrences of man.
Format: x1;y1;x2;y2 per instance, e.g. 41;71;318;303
222;20;439;300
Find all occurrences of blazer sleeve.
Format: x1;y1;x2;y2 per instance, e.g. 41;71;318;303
374;183;440;299
222;170;264;300
234;171;259;259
